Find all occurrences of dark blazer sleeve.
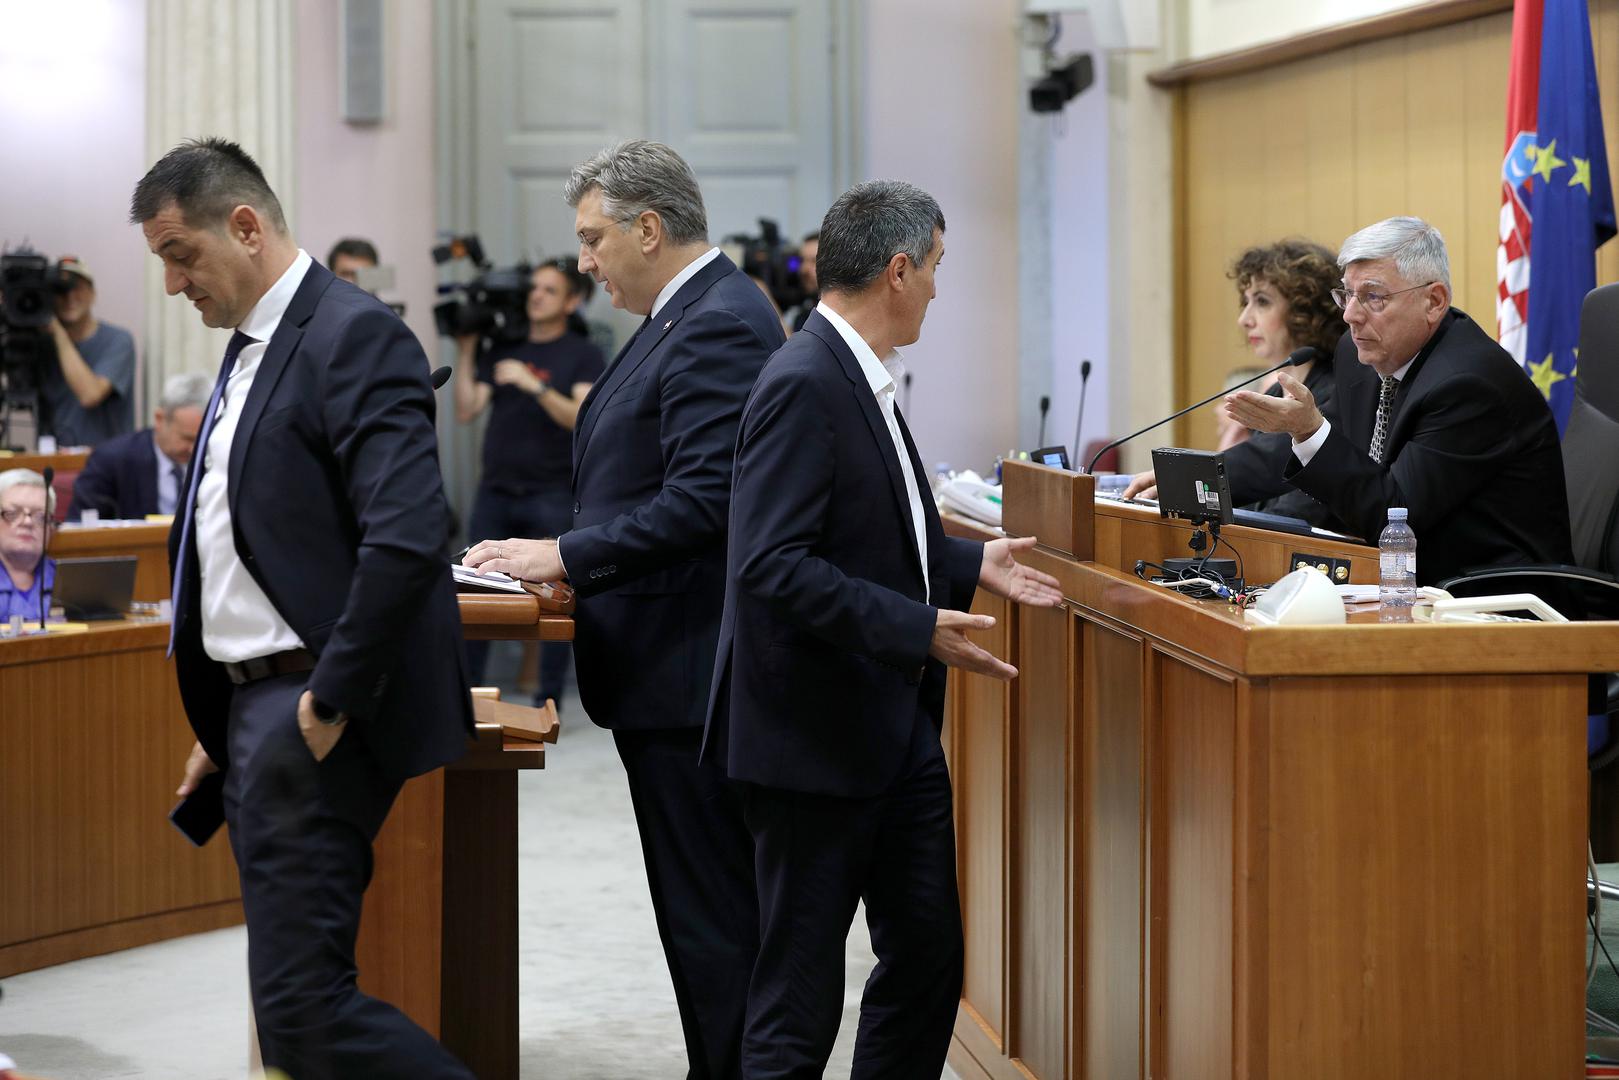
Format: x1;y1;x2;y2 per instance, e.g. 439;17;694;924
731;368;937;670
560;307;766;595
941;535;983;613
305;307;452;721
1286;368;1514;544
67;444;121;521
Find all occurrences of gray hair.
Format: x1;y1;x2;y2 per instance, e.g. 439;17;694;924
563;140;708;247
158;372;213;413
816;180;945;293
1338;216;1451;291
0;468;55;515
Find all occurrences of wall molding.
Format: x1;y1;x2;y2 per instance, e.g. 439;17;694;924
1147;0;1511;86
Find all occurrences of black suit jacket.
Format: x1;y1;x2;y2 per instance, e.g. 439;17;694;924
169;261;473;783
1277;308;1571;585
558;252;785;731
701;311;983;799
68;428;161;520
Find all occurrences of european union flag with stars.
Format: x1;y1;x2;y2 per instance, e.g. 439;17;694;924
1521;0;1616;434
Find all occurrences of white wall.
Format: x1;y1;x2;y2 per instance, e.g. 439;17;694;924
1181;0;1428;60
861;0;1024;476
0;0;148;401
294;0;439;354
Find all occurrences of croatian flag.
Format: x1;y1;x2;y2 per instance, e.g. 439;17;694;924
1496;0;1615;434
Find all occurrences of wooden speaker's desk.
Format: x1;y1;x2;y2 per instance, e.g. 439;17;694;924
52;521;172;603
0;619;241;978
946;461;1619;1080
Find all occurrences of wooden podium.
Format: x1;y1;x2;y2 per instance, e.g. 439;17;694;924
946;461;1619;1080
354;592;572;1080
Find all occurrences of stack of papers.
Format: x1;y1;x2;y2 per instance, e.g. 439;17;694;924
451;563;526;593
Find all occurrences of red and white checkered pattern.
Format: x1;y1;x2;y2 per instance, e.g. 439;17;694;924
1497;178;1532;364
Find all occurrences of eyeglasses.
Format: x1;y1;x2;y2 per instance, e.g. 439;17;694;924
1330;281;1436;313
0;507;46;525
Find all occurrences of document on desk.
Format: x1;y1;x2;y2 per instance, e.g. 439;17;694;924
1336;584;1381;605
451;563;526;593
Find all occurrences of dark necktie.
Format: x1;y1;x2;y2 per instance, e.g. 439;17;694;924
167;330;256;656
1369;375;1398;465
167;462;185;515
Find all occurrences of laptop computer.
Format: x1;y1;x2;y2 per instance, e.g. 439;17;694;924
52;556;138;621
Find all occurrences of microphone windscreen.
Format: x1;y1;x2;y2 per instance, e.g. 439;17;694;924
1081;360;1092;378
430;365;453;390
1286;346;1321;367
42;465;54;486
1039;395;1050;412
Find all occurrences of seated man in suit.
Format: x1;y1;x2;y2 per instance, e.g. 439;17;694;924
1224;215;1572;585
703;180;1062;1078
67;372;211;520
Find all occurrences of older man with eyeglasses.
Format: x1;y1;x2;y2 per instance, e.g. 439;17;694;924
0;469;55;624
1219;215;1571;585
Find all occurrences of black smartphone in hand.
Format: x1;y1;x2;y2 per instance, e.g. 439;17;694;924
168;770;226;847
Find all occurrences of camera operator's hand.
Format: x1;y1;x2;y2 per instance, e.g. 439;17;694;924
493;359;545;397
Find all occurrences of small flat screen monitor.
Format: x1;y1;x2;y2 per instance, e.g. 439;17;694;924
1029;445;1070;470
1150;447;1233;527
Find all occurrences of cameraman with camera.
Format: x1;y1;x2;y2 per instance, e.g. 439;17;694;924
43;257;135;447
455;257;604;703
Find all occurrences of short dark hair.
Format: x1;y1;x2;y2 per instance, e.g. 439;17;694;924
327;237;379;267
537;256;593;304
129;137;287;232
1228;239;1346;356
802;231;819;244
816;181;944;293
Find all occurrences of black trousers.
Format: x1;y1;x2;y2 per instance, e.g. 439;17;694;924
223;672;473;1080
614;726;760;1080
739;714;963;1080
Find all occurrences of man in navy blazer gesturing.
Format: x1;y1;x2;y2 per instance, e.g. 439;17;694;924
135;138;474;1079
465;140;785;1077
702;181;1061;1079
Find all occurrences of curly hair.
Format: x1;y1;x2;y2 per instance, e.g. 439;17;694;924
1228;239;1345;357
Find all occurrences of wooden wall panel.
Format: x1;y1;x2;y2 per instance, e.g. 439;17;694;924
1010;603;1073;1078
1082;621;1146;1080
1174;1;1619;450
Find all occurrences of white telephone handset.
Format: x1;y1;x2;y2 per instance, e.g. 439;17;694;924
1417;588;1567;623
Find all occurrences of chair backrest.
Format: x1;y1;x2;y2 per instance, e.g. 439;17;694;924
1567;283;1619;574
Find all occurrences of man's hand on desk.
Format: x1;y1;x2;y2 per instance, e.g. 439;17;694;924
929;609;1018;681
463;536;565;583
1122;471;1157;500
1224;371;1323;441
176;740;218;797
978;536;1063;607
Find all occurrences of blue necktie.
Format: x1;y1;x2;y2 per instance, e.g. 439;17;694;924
167;330;255;656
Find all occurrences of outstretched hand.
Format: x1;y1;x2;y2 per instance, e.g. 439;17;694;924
1223;371;1323;441
978;536;1062;607
929;609;1018;680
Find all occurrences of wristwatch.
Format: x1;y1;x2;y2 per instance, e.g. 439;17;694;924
311;697;346;726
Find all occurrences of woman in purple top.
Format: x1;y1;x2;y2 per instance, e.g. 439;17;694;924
0;469;56;624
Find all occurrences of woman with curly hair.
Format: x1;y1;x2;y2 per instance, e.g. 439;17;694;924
1216;239;1345;449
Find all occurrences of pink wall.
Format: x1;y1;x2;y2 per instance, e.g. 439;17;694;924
861;0;1023;477
294;0;439;353
0;0;149;399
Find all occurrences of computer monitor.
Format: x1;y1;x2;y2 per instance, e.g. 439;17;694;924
52;556;137;621
1029;445;1071;470
1150;447;1233;527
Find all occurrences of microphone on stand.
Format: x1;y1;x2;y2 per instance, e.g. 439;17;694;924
902;372;913;415
1072;360;1092;464
1036;395;1050;447
1085;346;1319;475
38;465;53;632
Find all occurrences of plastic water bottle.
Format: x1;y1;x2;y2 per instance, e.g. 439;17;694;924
1378;507;1417;622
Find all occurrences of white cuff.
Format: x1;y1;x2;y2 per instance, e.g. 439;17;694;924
1291;419;1332;467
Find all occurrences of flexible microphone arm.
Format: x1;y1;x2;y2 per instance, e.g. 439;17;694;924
1072;359;1092;464
38;465;53;631
1085;346;1319;475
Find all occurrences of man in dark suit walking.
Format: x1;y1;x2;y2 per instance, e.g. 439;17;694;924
464;140;785;1078
67;371;211;520
1223;216;1572;585
133;137;474;1079
701;180;1061;1079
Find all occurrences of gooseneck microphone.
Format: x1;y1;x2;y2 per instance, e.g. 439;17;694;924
1084;346;1320;475
1036;395;1050;447
38;465;53;632
430;365;453;390
1072;360;1092;464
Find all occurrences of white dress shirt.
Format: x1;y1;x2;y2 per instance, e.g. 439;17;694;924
1292;353;1417;466
196;249;312;663
154;440;184;516
816;302;930;601
649;247;721;321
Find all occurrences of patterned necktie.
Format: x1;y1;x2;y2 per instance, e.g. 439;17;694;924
1369;375;1398;465
168;462;185;515
167;330;255;656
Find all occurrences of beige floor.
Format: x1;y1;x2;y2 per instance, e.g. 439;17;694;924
0;652;959;1080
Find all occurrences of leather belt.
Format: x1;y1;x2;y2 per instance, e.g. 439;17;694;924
223;648;317;686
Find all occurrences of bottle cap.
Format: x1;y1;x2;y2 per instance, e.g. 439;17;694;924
1388;507;1408;520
